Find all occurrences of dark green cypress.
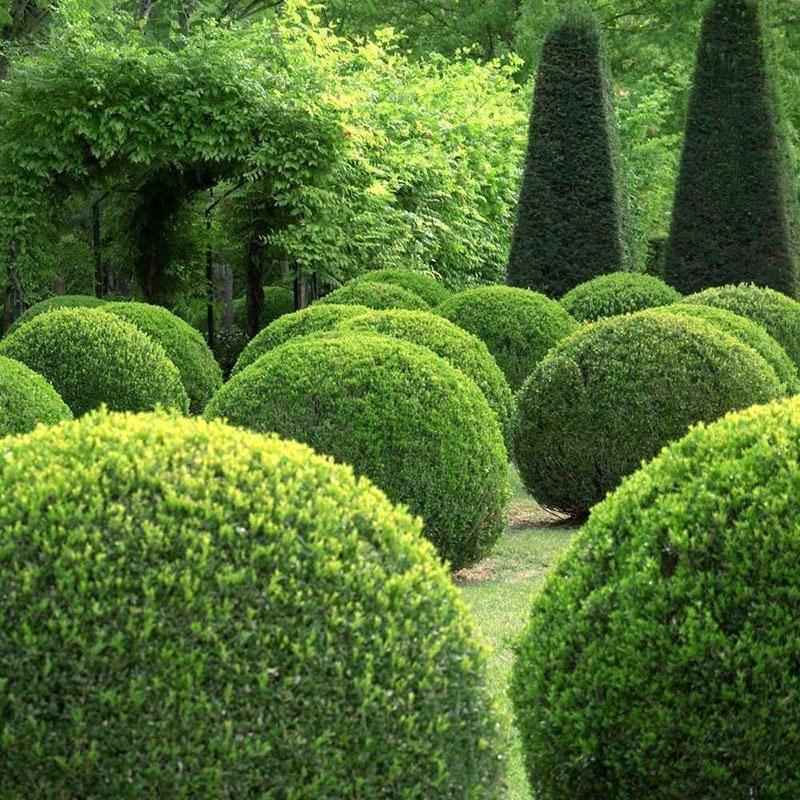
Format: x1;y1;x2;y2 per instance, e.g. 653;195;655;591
507;3;630;298
665;0;797;296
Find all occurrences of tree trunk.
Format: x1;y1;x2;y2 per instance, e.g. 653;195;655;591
245;238;263;338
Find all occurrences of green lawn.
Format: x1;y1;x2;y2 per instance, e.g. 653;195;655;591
457;471;576;799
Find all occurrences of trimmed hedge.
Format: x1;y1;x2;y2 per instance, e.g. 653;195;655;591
318;281;430;311
232;285;296;331
353;268;450;306
340;309;516;447
658;302;800;394
560;272;681;322
104;302;222;414
232;303;371;376
207;333;509;570
437;285;578;390
683;283;800;371
512;396;800;798
0;308;189;416
513;311;782;516
507;3;631;296
666;0;798;294
6;293;106;336
0;355;72;434
0;410;504;799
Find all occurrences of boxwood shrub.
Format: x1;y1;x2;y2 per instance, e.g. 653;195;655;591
232;285;296;331
513;310;782;517
207;333;509;570
683;283;800;370
318;281;430;311
104;302;222;414
512;396;800;799
437;285;578;390
0;355;72;434
232;303;370;376
6;293;106;336
0;410;504;799
0;308;189;416
353;268;450;306
340;309;515;447
560;272;682;322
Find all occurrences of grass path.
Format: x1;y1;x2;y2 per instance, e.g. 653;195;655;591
457;473;576;798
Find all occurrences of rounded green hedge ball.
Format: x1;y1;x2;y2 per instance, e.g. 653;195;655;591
0;307;189;416
513;311;783;517
353;268;450;306
104;302;222;414
0;410;504;799
317;281;430;311
437;285;578;390
0;355;72;434
207;333;509;570
6;293;106;336
512;396;800;799
560;271;682;322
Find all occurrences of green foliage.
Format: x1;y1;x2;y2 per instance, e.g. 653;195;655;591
437;285;578;390
513;310;783;517
512;395;800;798
658;302;800;394
6;294;106;336
683;283;800;370
206;333;510;570
352;268;451;306
0;355;72;434
318;281;430;311
232;286;296;331
232;303;370;375
340;309;515;447
0;409;505;799
507;3;631;296
0;308;189;416
103;302;222;414
560;271;681;321
666;0;798;294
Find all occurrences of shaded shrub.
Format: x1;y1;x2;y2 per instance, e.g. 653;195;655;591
0;410;504;799
512;396;800;799
560;272;681;322
0;355;72;434
207;333;509;570
513;311;782;517
437;285;578;390
0;308;188;416
104;302;222;414
232;285;296;331
318;281;430;311
6;293;106;336
353;268;450;306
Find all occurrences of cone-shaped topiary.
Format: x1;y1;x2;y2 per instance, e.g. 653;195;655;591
340;309;516;447
0;308;189;416
232;303;371;376
103;302;222;414
513;310;783;517
0;355;72;434
560;272;682;322
513;396;800;798
6;293;106;336
437;285;578;390
353;268;451;306
506;3;631;297
318;281;430;311
665;0;798;294
207;333;509;571
0;410;505;798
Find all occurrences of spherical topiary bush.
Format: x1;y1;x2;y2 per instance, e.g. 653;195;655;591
514;311;782;517
207;333;509;570
560;271;682;322
437;285;578;390
512;396;800;799
232;285;296;331
232;303;371;376
0;355;72;434
6;293;106;336
318;281;430;311
353;268;451;306
340;309;516;447
103;302;222;414
657;302;800;394
0;308;189;416
683;283;800;371
0;410;505;799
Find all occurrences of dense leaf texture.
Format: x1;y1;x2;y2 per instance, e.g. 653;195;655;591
666;0;798;294
0;354;71;434
6;294;106;336
317;281;430;311
352;268;451;306
0;410;504;798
